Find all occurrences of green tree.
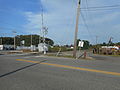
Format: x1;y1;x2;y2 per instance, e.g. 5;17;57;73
82;40;90;49
1;34;54;46
45;38;54;46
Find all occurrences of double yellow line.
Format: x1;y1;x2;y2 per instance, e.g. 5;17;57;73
16;59;120;76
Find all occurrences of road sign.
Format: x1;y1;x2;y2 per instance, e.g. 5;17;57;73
21;40;25;45
78;41;84;47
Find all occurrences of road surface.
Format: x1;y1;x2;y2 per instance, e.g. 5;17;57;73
0;54;120;90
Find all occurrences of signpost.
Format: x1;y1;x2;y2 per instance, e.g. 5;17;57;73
77;41;85;59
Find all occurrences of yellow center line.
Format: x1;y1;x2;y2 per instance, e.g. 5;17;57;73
16;59;40;63
16;59;120;76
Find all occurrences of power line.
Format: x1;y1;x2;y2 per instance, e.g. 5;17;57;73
85;0;88;9
80;4;120;11
72;0;120;10
80;12;94;43
81;4;120;9
81;8;120;12
73;0;120;9
83;0;97;44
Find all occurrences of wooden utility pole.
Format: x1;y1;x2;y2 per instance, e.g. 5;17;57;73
96;36;98;45
31;34;33;46
13;31;17;50
73;0;81;58
0;33;5;45
0;37;2;45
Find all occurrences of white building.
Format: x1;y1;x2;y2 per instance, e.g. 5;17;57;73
101;46;119;50
38;43;48;53
0;45;14;50
0;45;3;50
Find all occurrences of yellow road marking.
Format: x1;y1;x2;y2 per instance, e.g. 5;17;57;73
16;59;40;63
16;59;120;76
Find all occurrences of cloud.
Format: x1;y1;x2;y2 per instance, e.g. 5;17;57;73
24;12;41;30
23;0;78;44
86;12;120;25
23;0;120;44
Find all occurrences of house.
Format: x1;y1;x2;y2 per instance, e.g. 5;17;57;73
0;45;14;50
0;45;3;50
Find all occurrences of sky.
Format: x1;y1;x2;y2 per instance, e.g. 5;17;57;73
0;0;120;45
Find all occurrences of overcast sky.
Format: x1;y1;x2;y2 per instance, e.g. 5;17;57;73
0;0;120;45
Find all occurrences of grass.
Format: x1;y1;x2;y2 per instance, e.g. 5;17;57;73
46;54;74;58
109;55;120;57
46;53;95;60
94;53;120;57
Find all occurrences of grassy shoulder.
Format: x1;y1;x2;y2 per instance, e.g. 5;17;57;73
46;53;74;59
94;53;120;57
47;46;94;60
46;53;95;60
48;46;73;52
107;55;120;57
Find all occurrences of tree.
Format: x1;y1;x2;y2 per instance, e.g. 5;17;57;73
2;37;14;45
116;42;120;45
82;40;90;50
1;34;54;46
45;38;54;46
102;42;107;46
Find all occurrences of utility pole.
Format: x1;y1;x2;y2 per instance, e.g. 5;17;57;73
41;6;46;54
31;34;33;46
0;33;4;45
42;27;48;54
96;36;98;45
13;31;17;50
30;34;33;51
95;36;98;54
73;0;81;58
41;6;44;44
108;37;113;45
41;6;48;54
0;37;2;45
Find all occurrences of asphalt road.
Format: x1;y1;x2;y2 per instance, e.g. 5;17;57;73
0;54;120;90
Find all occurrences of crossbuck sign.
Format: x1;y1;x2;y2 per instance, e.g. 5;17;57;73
78;41;84;47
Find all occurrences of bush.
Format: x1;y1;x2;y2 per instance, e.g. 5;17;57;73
48;46;60;52
49;46;68;52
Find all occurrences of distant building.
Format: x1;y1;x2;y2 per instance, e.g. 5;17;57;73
98;46;120;55
16;46;31;50
38;43;48;52
0;45;14;50
101;46;119;50
0;45;3;50
16;45;37;52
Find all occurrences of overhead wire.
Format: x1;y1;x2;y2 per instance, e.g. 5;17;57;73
81;8;120;12
84;0;97;44
73;0;95;44
82;0;104;44
82;1;120;44
81;4;120;9
80;4;120;12
79;0;94;44
80;12;93;44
